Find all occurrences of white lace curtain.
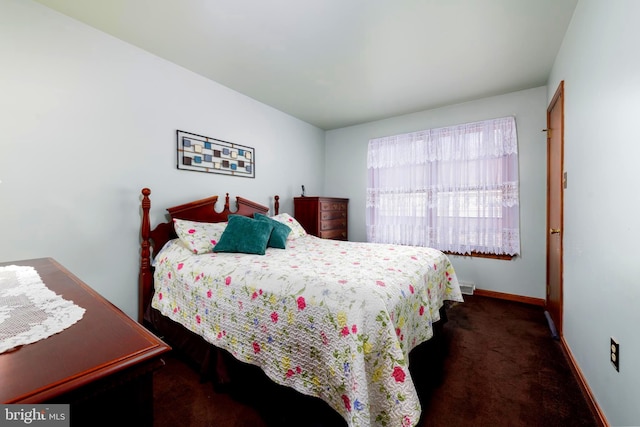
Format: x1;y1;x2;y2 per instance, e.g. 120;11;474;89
366;116;520;255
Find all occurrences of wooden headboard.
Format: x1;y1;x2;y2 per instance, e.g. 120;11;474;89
138;188;280;323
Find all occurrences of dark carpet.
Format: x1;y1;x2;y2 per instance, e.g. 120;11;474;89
152;295;600;427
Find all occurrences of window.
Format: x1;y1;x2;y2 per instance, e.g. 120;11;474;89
366;116;520;256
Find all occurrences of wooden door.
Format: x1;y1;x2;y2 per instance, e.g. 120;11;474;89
546;81;564;335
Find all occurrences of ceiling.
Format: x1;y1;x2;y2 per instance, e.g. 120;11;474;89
34;0;578;130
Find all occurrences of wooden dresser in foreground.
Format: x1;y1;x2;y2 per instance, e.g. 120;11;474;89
294;196;349;240
0;258;171;427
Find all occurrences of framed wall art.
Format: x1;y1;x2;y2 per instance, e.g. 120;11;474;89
176;130;255;178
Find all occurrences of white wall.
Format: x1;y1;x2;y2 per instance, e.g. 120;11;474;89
0;0;325;319
548;0;640;425
325;88;548;300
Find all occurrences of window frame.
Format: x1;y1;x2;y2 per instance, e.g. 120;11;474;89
366;116;520;257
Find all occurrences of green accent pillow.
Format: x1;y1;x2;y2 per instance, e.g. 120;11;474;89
270;213;307;239
253;213;292;249
213;215;274;255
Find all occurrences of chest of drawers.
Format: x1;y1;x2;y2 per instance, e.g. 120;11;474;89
0;258;170;426
294;197;348;240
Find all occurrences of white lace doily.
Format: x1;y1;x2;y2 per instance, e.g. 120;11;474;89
0;265;85;354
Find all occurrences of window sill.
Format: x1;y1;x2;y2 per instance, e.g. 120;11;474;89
444;251;515;260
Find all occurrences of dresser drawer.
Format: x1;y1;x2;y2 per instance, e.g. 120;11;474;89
321;210;347;221
319;229;348;240
320;201;348;212
320;218;347;231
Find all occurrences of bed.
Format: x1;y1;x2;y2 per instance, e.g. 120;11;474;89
138;188;463;427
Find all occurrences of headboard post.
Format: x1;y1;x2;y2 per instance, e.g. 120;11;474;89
274;195;280;215
139;188;153;324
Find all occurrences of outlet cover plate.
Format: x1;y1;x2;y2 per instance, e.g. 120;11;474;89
611;337;619;372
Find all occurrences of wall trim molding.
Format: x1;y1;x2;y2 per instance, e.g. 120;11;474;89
560;337;609;427
474;288;545;307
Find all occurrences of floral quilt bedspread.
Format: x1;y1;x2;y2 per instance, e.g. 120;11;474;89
152;235;463;427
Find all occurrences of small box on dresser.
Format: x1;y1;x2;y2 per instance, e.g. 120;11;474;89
294;196;348;240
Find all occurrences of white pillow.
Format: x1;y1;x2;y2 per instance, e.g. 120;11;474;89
173;218;227;254
270;213;307;240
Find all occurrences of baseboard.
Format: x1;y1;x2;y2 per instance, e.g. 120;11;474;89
473;288;545;307
560;336;609;427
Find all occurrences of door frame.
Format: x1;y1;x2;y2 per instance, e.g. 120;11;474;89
546;81;565;335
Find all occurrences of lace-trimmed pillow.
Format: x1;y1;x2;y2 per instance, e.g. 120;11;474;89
173;218;227;254
270;213;307;240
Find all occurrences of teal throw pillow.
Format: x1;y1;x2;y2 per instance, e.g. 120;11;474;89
213;215;274;255
254;213;292;249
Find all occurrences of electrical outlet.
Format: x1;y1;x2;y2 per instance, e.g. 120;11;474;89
610;337;619;372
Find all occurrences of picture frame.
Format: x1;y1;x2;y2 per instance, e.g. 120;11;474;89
176;130;255;178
